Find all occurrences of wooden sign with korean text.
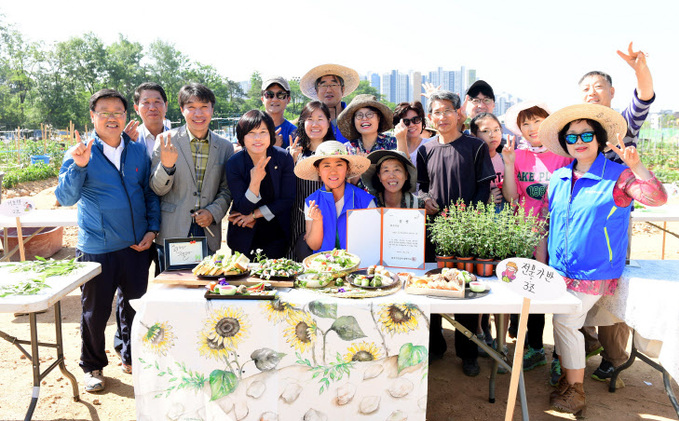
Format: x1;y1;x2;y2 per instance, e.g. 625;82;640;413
496;257;566;301
0;197;36;217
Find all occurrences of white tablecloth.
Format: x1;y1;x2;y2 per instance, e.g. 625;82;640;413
587;260;679;382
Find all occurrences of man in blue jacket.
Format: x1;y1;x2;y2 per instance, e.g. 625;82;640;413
55;89;160;393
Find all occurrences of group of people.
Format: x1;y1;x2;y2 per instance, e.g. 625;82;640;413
56;42;668;417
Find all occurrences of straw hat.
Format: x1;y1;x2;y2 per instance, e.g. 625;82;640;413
504;100;551;137
361;150;417;194
538;104;627;158
293;141;371;182
337;94;394;141
300;64;360;100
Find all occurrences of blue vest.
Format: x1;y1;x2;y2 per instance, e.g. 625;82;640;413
306;183;374;253
548;153;631;280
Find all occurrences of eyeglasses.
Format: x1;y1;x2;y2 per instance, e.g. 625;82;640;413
318;82;341;90
263;90;289;100
354;111;376;120
480;128;502;135
470;97;494;106
431;109;457;118
402;116;422;126
94;111;126;119
564;131;596;144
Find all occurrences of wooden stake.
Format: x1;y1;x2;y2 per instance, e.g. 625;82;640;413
15;217;26;262
505;297;531;421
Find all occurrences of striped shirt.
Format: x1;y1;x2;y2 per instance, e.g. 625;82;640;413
287;150;323;260
621;89;655;138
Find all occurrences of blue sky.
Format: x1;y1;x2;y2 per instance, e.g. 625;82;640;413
2;0;677;111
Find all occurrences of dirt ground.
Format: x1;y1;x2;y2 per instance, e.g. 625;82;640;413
0;178;677;421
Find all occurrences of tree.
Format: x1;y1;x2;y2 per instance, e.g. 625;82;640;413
284;80;305;121
105;35;146;105
243;71;262;112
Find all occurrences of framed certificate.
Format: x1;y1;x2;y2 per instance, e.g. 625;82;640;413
164;237;208;270
346;208;426;270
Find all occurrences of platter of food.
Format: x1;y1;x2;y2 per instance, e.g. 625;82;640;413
251;258;304;280
347;266;398;290
193;252;250;279
294;272;336;289
204;280;277;300
405;267;489;299
302;249;360;278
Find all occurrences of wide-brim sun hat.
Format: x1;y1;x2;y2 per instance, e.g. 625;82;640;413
504;100;551;137
294;140;371;182
337;94;394;141
538;104;627;158
361;150;417;194
300;64;360;100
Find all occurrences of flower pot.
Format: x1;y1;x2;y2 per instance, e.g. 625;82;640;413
456;256;474;273
436;256;455;268
4;226;63;262
475;258;495;277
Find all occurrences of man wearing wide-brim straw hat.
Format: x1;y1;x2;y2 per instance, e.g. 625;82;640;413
293;140;374;253
337;94;396;155
300;64;360;144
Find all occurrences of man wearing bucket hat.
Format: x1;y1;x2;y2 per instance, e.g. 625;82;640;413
578;43;656;384
261;76;296;148
337;94;396;155
538;103;666;416
300;64;360;144
294;141;374;253
361;150;419;209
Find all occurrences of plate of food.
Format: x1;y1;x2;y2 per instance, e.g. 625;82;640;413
251;258;304;280
204;281;276;300
294;272;336;289
193;251;250;279
348;266;398;289
405;268;486;299
302;249;360;278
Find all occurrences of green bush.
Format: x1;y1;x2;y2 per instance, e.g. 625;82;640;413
2;163;59;189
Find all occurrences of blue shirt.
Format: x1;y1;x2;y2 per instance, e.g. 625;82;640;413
277;119;297;148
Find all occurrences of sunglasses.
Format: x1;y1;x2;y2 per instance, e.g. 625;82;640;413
564;131;595;144
263;91;289;100
402;116;422;126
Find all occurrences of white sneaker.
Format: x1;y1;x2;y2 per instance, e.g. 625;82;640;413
84;370;105;392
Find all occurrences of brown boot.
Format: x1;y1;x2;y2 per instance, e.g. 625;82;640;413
550;382;586;417
550;375;569;400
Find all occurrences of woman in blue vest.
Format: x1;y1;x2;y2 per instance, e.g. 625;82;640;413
538;104;667;416
293;141;374;253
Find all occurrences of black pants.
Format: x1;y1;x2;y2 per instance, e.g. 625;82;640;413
430;313;479;360
77;247;150;372
510;313;545;350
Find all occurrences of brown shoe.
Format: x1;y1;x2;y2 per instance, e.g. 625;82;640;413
550;375;569;400
550;382;586;417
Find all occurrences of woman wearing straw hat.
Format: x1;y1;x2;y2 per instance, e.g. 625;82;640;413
538;103;667;416
287;101;335;260
299;64;360;144
337;94;396;155
226;110;295;260
361;150;419;209
294;141;374;253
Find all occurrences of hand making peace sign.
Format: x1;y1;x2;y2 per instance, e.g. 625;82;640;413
71;130;94;168
159;132;178;168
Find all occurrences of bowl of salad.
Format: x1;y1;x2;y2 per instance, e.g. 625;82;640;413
251;258;304;280
302;249;360;278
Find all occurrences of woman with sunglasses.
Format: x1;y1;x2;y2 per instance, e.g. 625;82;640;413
392;101;433;166
538;104;666;416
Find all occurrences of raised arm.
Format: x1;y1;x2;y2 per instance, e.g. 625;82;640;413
617;42;654;101
500;138;519;203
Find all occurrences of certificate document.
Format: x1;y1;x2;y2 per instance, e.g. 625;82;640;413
347;208;425;270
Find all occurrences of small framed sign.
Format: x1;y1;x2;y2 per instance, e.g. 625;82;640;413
164;237;208;270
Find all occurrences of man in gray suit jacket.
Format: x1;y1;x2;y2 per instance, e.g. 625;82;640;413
150;83;234;270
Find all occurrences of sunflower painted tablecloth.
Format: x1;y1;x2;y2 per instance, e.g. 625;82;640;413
131;285;430;421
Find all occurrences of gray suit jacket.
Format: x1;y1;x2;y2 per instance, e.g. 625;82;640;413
150;125;234;252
